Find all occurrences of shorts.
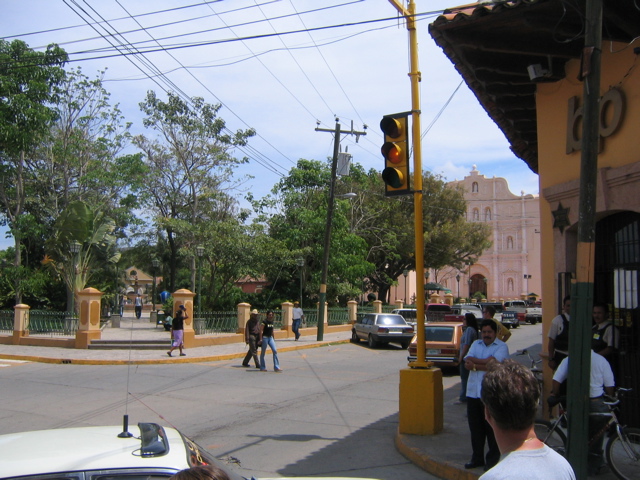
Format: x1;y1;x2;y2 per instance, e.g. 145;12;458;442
172;329;184;347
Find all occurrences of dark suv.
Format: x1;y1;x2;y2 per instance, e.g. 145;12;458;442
351;313;415;348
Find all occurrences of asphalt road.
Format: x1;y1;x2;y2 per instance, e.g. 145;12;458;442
0;323;542;479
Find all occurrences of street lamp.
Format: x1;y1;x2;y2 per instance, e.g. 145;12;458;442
403;269;409;304
483;277;488;298
468;278;473;299
196;245;204;320
69;240;81;317
524;273;531;295
151;258;160;312
296;256;305;308
456;274;460;300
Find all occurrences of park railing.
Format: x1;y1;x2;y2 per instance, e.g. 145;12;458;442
27;310;77;336
0;310;12;333
194;311;237;334
328;307;350;325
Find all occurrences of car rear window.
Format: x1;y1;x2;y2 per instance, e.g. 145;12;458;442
428;305;452;312
424;326;454;342
376;315;406;326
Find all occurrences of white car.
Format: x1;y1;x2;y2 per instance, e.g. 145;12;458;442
0;421;243;480
0;421;381;480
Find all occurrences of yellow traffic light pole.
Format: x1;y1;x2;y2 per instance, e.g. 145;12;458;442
389;0;443;435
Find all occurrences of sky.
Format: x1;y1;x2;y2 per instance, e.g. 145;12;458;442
1;0;540;249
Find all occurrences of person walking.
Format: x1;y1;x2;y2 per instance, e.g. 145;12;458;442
455;313;479;404
292;301;304;341
168;305;188;357
480;360;575;479
134;294;143;319
242;309;261;368
464;319;510;471
259;310;282;372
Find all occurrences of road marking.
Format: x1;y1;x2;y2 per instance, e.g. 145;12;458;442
0;359;31;368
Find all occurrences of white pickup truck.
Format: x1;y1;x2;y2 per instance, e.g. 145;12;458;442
503;300;542;324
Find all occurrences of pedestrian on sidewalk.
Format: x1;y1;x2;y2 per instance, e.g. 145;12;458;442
482;305;511;342
456;313;479;404
242;309;261;368
168;305;188;357
134;294;143;319
480;359;575;479
259;310;282;372
292;301;304;341
463;319;509;471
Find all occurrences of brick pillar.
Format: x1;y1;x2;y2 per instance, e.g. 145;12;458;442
172;289;195;347
347;300;357;324
237;303;251;334
281;302;293;332
395;299;404;309
12;304;30;344
373;300;382;313
75;287;103;349
429;292;441;303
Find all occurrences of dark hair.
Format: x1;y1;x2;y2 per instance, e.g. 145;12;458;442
266;310;274;315
464;313;478;332
481;359;540;431
170;465;231;480
480;319;497;333
563;295;571;304
593;302;609;313
483;305;496;317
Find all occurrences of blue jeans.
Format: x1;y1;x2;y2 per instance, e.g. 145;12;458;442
260;336;280;370
292;319;301;339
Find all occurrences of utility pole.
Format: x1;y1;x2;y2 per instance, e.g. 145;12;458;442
315;120;366;341
567;1;602;478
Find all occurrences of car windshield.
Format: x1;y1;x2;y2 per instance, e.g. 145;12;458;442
377;315;406;325
424;326;454;342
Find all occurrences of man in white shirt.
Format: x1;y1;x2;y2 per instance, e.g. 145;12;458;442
552;350;615;476
548;295;570;370
464;319;510;471
292;301;305;341
480;360;575;480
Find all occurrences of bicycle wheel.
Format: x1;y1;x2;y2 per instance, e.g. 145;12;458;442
606;426;640;480
534;420;567;456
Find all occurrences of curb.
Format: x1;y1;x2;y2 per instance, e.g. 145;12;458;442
0;339;350;366
395;430;480;480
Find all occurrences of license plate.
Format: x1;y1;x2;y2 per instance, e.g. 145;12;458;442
388;328;402;333
427;349;440;355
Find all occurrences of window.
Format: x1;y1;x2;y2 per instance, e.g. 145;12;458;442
472;182;479;193
507;236;514;249
473;208;480;221
484;207;491;221
507;278;514;291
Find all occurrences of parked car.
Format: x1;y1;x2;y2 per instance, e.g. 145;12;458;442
451;303;482;319
424;303;453;322
391;308;424;331
0;421;381;480
406;322;464;368
0;421;245;480
503;300;542;324
351;312;415;348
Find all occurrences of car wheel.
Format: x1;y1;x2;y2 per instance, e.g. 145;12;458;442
351;330;360;343
368;334;378;348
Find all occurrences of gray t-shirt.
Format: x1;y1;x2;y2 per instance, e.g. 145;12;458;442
480;445;575;480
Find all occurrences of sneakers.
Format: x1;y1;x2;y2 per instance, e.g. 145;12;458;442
179;353;186;356
275;368;284;372
167;351;172;357
242;363;250;367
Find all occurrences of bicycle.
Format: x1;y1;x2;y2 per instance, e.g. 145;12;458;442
516;349;543;388
534;388;640;480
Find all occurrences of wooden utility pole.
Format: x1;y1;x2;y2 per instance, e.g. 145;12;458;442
315;121;366;341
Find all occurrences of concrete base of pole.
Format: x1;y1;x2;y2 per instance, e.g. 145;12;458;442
399;367;443;435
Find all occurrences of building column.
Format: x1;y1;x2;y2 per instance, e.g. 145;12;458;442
12;304;30;344
237;303;251;334
281;301;293;332
347;300;358;324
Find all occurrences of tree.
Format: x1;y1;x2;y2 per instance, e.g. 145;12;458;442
133;91;255;293
252;159;374;305
42;201;119;312
0;39;67;302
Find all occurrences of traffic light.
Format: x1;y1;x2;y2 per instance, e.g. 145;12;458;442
380;113;411;196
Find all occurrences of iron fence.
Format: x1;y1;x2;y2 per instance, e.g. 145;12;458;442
27;310;77;336
327;307;350;325
194;311;237;334
0;310;12;333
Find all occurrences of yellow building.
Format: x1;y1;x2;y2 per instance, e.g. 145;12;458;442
430;0;640;426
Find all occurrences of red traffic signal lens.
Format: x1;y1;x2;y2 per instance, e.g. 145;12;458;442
382;167;404;188
380;116;403;139
381;142;403;164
